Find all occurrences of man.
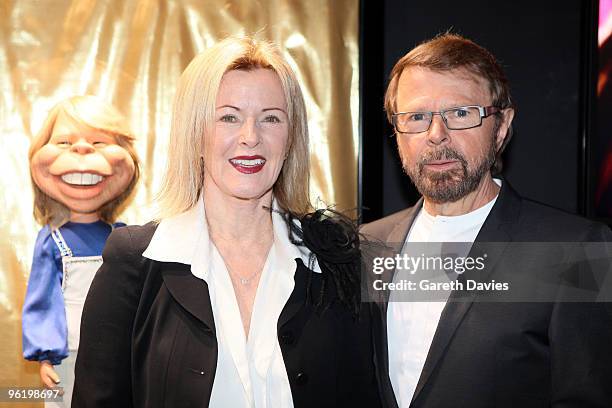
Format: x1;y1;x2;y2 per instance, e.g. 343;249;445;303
361;33;612;408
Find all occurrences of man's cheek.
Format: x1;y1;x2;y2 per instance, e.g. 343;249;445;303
397;139;411;161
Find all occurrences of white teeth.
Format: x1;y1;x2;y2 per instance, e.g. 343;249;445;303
61;173;104;186
230;158;266;167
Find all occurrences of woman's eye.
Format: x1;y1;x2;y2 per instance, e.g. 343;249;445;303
220;114;239;123
262;115;281;123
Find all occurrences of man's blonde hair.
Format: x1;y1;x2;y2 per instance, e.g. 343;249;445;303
29;95;140;227
156;36;311;219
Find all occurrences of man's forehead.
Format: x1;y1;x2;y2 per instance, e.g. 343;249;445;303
396;66;492;105
399;66;487;87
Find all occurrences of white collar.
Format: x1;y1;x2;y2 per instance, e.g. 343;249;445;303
142;196;321;281
418;178;502;225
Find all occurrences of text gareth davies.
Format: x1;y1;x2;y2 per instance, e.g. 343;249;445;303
373;279;509;292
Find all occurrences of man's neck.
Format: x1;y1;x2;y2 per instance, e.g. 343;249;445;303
423;176;500;217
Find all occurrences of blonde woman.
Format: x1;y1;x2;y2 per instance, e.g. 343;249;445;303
73;38;381;407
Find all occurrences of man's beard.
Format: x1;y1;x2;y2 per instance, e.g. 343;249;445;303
402;142;496;204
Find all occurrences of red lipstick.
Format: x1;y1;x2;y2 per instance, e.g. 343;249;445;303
229;155;266;174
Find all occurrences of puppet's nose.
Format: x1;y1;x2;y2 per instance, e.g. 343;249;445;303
70;139;95;154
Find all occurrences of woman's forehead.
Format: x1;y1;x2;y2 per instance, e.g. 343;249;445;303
217;68;286;108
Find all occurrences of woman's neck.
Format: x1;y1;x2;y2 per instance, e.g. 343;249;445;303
203;184;274;246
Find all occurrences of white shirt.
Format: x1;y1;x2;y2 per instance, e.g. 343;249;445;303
387;180;500;407
142;197;320;408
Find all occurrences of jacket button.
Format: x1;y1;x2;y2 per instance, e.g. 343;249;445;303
295;372;308;385
188;368;206;375
280;331;295;346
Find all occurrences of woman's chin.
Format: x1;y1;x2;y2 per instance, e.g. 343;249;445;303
223;186;274;202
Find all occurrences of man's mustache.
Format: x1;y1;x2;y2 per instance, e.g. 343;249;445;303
417;147;468;169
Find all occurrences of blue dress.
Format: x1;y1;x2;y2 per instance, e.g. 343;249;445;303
22;221;124;364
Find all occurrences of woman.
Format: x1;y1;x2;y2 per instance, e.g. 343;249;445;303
72;37;381;407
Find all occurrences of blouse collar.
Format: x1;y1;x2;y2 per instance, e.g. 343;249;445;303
142;196;321;281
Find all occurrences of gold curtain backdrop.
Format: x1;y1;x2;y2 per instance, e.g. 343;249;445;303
0;0;359;404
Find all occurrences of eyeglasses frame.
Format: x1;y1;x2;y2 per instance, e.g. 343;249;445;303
391;105;502;134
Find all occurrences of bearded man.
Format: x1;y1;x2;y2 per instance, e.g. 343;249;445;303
361;34;612;408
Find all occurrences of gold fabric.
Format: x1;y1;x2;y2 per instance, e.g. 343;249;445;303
0;0;359;402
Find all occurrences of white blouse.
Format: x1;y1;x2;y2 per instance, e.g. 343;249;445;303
142;197;320;408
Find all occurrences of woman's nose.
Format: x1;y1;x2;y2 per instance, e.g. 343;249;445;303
239;118;261;147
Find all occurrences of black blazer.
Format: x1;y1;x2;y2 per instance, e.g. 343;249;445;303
72;223;381;407
361;181;612;408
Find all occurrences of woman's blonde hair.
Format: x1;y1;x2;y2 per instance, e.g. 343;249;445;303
156;36;311;219
29;95;140;227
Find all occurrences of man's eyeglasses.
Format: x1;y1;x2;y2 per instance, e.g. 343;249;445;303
392;105;502;134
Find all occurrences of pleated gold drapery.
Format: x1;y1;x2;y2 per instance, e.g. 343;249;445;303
0;1;359;404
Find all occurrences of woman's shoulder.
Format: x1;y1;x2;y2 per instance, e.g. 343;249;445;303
299;209;360;264
294;209;362;315
104;221;159;261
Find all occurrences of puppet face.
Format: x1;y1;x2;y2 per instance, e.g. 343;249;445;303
31;111;135;221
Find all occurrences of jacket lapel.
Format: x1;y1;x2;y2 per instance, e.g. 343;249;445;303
410;180;521;405
370;201;422;408
161;264;216;334
388;198;423;244
278;259;311;329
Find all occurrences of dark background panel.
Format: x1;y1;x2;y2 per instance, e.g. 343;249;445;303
360;0;593;222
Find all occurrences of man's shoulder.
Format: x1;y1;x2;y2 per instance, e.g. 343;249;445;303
360;205;418;242
510;195;611;241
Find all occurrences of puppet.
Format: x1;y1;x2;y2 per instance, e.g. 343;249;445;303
22;96;139;407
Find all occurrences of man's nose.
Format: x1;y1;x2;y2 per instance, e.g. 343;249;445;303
239;118;261;147
426;114;450;146
70;138;95;154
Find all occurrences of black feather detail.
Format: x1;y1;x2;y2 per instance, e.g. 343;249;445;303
279;208;362;317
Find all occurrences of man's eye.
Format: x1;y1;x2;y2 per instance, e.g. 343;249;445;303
408;113;427;122
56;141;71;146
220;114;239;123
452;108;470;118
262;115;281;123
93;142;107;147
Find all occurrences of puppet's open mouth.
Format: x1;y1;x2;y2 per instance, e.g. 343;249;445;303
61;172;105;186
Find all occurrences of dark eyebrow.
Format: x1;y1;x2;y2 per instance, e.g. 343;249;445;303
262;107;287;115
